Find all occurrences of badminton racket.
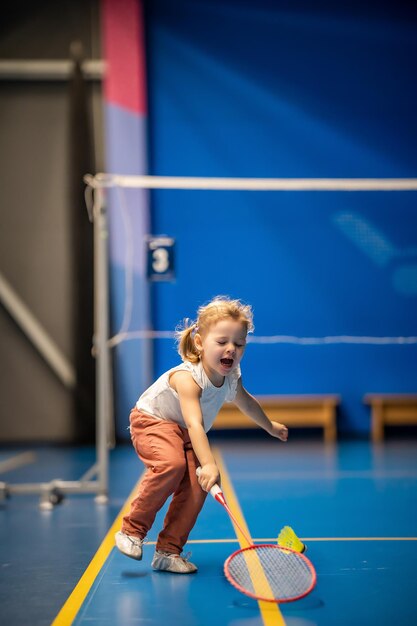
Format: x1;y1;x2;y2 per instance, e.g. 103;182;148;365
197;467;316;603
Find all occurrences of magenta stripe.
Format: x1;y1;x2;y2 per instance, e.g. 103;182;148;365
101;0;147;114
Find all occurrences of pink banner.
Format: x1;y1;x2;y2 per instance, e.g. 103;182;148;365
101;0;147;114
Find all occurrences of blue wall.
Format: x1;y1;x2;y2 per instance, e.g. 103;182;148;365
132;0;417;435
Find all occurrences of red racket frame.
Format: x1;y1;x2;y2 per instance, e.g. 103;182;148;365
224;543;317;603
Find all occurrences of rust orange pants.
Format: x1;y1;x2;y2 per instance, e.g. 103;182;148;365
122;408;208;555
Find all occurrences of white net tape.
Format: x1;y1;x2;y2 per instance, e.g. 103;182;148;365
85;173;417;192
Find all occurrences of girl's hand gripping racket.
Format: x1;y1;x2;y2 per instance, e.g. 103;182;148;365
196;467;316;603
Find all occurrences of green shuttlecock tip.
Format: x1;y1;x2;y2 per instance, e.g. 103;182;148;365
277;526;307;553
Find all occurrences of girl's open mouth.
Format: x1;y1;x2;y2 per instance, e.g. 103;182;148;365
220;358;234;368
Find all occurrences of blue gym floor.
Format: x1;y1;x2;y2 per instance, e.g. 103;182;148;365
1;436;417;626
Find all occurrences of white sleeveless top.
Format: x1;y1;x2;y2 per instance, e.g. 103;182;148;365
136;360;241;432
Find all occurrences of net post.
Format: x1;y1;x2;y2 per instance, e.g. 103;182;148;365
93;186;110;500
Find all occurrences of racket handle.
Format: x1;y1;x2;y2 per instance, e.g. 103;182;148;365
196;466;223;500
196;467;250;544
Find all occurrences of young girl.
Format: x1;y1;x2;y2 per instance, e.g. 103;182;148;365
115;296;288;573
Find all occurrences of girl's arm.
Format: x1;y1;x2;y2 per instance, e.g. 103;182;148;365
233;378;288;441
171;370;220;491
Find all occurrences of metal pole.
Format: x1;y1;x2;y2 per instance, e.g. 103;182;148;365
94;188;110;502
0;272;76;389
0;59;105;81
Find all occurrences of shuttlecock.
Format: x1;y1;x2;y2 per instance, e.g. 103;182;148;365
277;526;307;553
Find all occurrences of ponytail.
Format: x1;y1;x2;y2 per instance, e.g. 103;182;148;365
176;320;200;363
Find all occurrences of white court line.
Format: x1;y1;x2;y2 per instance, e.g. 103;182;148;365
184;537;417;544
228;470;417;479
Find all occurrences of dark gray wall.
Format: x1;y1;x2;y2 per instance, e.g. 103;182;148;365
0;0;103;442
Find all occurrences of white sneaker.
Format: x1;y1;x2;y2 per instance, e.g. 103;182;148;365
115;531;144;560
151;550;197;574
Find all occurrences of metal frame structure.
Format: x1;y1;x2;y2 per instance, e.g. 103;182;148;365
0;58;109;509
0;189;111;510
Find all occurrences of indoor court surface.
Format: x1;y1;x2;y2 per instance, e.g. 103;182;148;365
1;3;417;626
1;436;417;626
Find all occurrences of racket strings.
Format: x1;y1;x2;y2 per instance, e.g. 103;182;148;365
226;545;314;602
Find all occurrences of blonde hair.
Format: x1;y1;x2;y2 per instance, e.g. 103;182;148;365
176;295;254;363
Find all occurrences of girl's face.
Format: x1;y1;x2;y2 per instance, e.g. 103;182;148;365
195;318;247;386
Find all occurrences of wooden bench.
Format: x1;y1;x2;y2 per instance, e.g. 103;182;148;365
364;394;417;442
213;394;340;443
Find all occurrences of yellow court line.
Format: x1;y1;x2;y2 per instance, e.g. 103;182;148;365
51;475;143;626
214;447;286;626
